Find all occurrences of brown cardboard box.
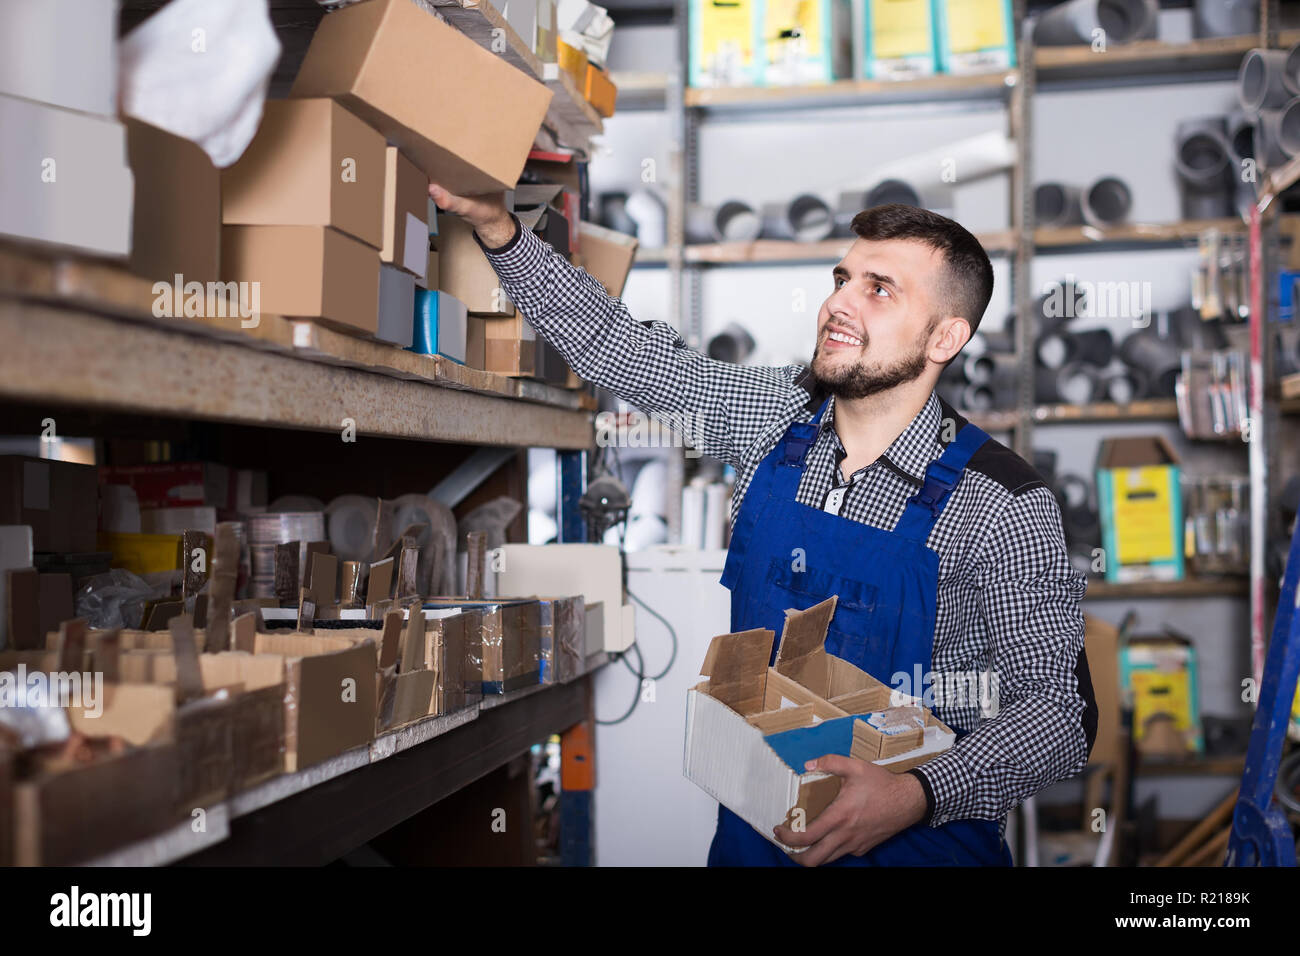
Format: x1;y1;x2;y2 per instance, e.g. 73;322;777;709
66;678;237;813
247;632;377;770
0;457;97;554
577;221;638;297
383;146;430;277
0;742;11;867
222;225;381;337
290;0;552;195
437;215;514;316
126;117;221;285
104;649;288;791
14;742;181;865
221;99;386;248
1085;614;1120;768
468;316;536;375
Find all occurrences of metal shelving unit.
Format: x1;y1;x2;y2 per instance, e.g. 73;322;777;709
4;0;606;867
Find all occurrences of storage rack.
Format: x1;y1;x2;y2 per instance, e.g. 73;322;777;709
607;0;1300;802
617;2;1299;605
2;0;608;865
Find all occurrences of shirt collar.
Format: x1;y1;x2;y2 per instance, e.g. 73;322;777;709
818;391;944;485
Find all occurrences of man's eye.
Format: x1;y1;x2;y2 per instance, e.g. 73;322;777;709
872;284;891;298
834;277;847;289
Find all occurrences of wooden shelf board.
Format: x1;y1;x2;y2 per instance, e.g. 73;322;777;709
1036;33;1300;80
685;230;1016;264
1135;753;1247;777
684;69;1016;110
967;410;1021;432
1083;577;1248;600
1034;399;1180;424
0;245;593;448
1035;218;1244;249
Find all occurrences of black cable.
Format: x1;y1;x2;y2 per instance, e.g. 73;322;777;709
594;588;680;725
627;587;678;681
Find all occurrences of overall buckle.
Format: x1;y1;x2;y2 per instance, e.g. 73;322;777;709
910;459;962;513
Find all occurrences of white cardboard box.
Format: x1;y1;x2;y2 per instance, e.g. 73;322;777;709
0;0;118;116
683;597;955;854
0;93;134;258
495;543;633;653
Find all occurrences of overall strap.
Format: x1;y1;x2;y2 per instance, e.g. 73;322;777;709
893;421;991;542
722;398;831;591
771;397;831;499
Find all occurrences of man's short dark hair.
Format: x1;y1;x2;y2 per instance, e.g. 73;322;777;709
850;204;994;339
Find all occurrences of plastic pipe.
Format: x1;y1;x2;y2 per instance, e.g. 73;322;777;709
707;323;757;364
1238;48;1293;112
1034;0;1157;46
1034;182;1084;228
1193;0;1257;39
1255;97;1300;168
1055;361;1101;405
1082;176;1132;227
686;200;761;244
1175;117;1233;219
760;194;834;242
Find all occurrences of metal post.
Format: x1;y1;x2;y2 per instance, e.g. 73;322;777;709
557;450;587;542
1012;4;1035;460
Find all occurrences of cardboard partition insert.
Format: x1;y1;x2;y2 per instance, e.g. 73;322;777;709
683;596;955;854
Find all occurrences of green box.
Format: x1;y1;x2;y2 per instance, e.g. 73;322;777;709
689;0;763;88
933;0;1016;75
1119;635;1203;756
863;0;937;80
1096;436;1185;583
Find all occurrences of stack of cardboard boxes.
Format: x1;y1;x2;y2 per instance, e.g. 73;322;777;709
220;0;552;356
0;0;134;259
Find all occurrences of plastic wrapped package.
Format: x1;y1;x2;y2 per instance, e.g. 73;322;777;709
424;600;540;694
537;596;585;684
119;0;281;168
74;569;172;630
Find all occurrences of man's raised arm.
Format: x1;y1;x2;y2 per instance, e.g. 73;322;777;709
430;185;805;468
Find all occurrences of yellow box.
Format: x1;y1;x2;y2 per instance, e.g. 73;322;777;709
97;531;183;576
584;63;617;117
558;39;588;88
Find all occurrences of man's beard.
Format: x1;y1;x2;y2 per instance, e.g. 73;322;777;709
811;331;929;400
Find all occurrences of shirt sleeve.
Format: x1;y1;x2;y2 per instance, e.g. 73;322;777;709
474;215;806;467
909;485;1091;826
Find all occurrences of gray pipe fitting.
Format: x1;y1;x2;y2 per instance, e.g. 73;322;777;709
760;194;834;242
1082;176;1132;227
1034;0;1157;46
1174;117;1233;219
1035;182;1084;228
686;201;761;244
1193;0;1257;39
1255;97;1300;168
1238;48;1294;113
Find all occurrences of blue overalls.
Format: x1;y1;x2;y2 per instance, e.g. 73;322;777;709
707;399;1014;866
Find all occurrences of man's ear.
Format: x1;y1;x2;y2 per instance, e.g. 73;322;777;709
929;316;971;364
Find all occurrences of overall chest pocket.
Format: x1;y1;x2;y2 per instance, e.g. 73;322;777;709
764;558;896;666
